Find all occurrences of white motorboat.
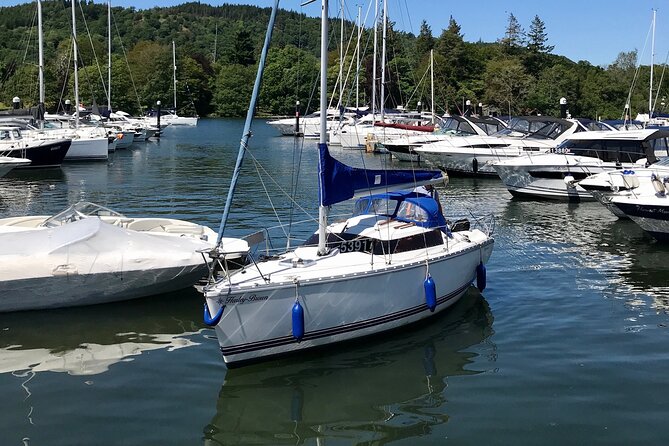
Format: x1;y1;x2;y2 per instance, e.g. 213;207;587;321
414;116;588;176
383;115;507;162
200;0;494;367
492;129;669;201
610;191;669;240
267;109;357;138
336;112;437;150
579;157;669;217
0;202;249;312
0;156;31;177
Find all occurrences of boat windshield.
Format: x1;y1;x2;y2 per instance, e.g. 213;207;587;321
352;196;399;217
41;202;125;227
557;138;662;163
492;117;568;139
474;121;506;135
655;157;669;166
437;117;478;136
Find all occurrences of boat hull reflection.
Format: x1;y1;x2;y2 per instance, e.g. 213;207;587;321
204;290;494;444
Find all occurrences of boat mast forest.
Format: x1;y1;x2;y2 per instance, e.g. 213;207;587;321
0;0;662;120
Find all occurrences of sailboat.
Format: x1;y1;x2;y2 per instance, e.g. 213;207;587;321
200;0;495;367
145;41;199;127
22;0;109;161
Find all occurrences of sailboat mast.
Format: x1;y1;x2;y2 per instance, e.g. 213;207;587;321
317;0;329;256
356;5;361;110
36;0;45;128
649;9;656;115
37;0;44;106
213;22;218;64
216;0;280;243
379;0;387;122
339;0;344;109
430;49;434;124
371;0;377;121
108;0;112;111
173;40;177;111
71;0;79;126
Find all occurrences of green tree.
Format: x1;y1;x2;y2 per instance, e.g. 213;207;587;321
525;64;579;115
260;45;318;115
483;57;531;115
435;16;465;87
526;15;554;53
415;20;435;57
229;24;256;66
499;13;524;53
211;64;255;116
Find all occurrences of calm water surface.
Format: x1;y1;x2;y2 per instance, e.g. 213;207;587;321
2;119;669;445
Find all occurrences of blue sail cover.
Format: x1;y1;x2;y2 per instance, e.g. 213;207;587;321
318;143;444;206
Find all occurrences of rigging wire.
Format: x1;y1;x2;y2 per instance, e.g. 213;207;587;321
111;8;143;114
78;0;109;107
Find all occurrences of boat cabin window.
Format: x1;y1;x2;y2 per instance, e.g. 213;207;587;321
560;139;664;163
352;197;399;217
475;122;505;135
650;137;669;154
1;129;21;140
529;122;566;139
396;200;430;222
440;117;477;136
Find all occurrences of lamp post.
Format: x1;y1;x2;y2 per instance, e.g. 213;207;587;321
156;100;161;138
294;100;300;136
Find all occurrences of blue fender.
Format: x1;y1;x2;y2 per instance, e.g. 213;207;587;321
292;300;305;341
424;274;437;312
203;302;224;326
476;263;487;292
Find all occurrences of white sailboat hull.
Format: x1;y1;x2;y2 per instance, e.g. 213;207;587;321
63;137;109;161
205;233;493;366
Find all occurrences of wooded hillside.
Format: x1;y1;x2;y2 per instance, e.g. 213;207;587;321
0;1;657;119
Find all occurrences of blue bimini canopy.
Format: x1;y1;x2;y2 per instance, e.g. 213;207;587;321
318;143;444;207
395;196;447;229
353;191;447;231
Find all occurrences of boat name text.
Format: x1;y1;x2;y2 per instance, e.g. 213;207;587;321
226;294;269;304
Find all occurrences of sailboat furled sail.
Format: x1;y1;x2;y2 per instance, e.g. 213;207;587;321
318;142;445;206
201;0;494;367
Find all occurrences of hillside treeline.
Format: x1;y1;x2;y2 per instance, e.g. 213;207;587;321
0;1;659;119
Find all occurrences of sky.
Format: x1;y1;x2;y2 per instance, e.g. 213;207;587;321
1;0;666;67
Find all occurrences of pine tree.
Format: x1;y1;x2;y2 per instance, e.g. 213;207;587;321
527;15;554;53
499;13;524;49
416;20;435;57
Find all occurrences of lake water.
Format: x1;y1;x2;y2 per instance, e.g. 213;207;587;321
2;119;669;445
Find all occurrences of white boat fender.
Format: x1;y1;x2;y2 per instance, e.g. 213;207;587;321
563;174;576;188
651;173;666;196
472;158;479;174
203;302;224;326
292;299;305;341
424;273;437;312
476;263;487;291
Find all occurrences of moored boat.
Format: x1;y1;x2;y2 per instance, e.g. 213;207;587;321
200;0;494;367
